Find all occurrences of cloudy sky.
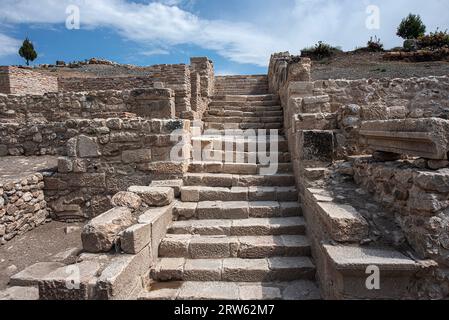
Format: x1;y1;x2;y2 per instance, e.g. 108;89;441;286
0;0;448;74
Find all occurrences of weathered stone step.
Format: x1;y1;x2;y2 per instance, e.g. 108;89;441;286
181;186;297;202
210;100;279;107
183;173;294;187
138;280;320;300
159;235;311;259
188;162;292;175
191;136;289;152
203;116;283;123
204;122;283;131
174;201;302;220
151;256;315;282
200;129;286;137
206;110;283;117
208;105;282;113
168;217;306;236
190;151;291;164
212;94;277;102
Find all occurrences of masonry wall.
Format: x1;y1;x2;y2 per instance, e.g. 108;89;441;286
43;118;191;221
0;66;58;95
59;64;192;117
0;173;49;244
0;88;175;124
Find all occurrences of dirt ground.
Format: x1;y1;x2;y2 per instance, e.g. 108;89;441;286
311;51;449;80
0;221;84;290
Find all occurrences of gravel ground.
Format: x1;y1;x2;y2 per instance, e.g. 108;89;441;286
35;51;449;80
311;51;449;80
0;221;84;290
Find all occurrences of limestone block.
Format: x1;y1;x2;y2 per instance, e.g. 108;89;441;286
77;135;99;158
96;248;151;300
360;118;449;160
38;261;101;300
111;191;142;210
149;179;183;197
121;223;152;254
299;130;335;164
9;262;65;287
128;186;174;207
121;149;152;164
81;207;134;253
0;286;39;300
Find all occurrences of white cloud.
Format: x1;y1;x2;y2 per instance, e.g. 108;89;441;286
0;33;21;58
140;49;170;56
0;0;448;66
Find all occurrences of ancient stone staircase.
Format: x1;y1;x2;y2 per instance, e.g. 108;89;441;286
140;75;320;300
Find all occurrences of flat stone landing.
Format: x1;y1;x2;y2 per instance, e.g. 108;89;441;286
0;156;58;184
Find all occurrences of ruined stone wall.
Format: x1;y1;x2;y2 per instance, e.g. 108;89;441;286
0;173;49;244
189;57;214;120
59;64;192;117
44;118;191;220
58;76;155;92
0;66;58;95
0;88;175;123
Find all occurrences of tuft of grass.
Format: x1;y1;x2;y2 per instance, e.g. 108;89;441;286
301;41;342;60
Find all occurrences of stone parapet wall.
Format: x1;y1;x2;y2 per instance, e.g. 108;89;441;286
43;118;191;220
0;173;50;244
0;66;58;95
0;88;175;123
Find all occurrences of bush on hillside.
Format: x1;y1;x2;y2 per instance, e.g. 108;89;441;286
301;41;342;60
417;29;449;49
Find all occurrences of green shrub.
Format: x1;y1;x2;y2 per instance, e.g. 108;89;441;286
301;41;342;60
417;29;449;49
397;14;426;39
366;36;384;52
18;38;38;66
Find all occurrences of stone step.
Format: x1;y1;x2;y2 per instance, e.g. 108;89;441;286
181;186;298;202
173;201;302;220
183;173;294;187
188;162;292;175
191;136;289;153
151;256;315;282
200;129;286;137
206;110;283;117
203;116;283;123
138;280;320;300
208;105;282;113
168;217;307;236
159;235;311;259
189;151;291;164
212;94;277;102
210;100;279;107
204;122;283;131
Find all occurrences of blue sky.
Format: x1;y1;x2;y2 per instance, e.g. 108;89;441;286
0;0;448;74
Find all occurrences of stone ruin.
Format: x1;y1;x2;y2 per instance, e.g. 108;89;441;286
1;52;449;300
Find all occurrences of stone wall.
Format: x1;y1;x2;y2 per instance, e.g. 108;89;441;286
44;118;191;220
353;159;449;264
0;67;58;95
189;57;214;119
59;64;192;117
0;88;175;123
0;173;49;245
268;52;444;299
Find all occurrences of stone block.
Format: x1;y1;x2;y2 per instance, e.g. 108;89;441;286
96;248;151;300
9;262;65;287
149;179;183;197
38;261;101;300
299;130;335;163
184;259;223;281
121;223;152;254
81;207;134;253
0;286;39;300
128;186;174;207
111;191;142;211
77;135;99;158
360;118;449;160
122;149;152;164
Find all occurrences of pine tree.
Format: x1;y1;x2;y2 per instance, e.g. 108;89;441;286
397;14;426;39
18;38;38;66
